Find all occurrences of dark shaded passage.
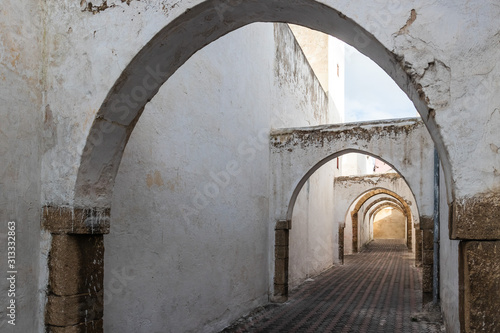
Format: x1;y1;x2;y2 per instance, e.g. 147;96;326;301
222;240;444;333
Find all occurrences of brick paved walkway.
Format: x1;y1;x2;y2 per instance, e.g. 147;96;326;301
222;239;444;333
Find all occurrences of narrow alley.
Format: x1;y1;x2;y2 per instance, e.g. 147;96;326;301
223;240;444;333
4;1;499;331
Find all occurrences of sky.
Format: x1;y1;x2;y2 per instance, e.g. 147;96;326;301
343;43;419;122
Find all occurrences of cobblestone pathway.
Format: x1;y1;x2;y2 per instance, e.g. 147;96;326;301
222;239;444;333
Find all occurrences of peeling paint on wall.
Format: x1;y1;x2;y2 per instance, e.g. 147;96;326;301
81;0;139;14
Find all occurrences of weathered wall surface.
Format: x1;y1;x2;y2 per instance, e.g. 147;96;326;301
356;197;374;249
270;118;435;224
0;1;44;332
439;165;459;333
105;23;331;332
373;208;406;239
41;0;159;205
272;24;331;128
289;160;336;290
2;0;499;331
288;24;329;92
39;0;500;210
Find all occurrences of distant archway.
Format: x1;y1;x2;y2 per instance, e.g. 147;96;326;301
366;197;405;221
286;150;418;224
370;202;406;240
349;188;413;252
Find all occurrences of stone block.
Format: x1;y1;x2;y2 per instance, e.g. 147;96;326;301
422;229;434;250
49;234;104;296
452;194;500;239
422;265;433;293
273;283;288;298
460;241;500;332
422;250;434;265
42;206;110;235
275;220;290;230
275;245;289;259
275;229;289;246
415;230;423;266
45;292;103;327
274;258;289;285
420;216;434;230
338;226;344;265
46;319;103;333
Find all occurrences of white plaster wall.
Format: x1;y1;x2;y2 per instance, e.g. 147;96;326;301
289;160;336;289
328;36;345;123
36;0;500;222
270;119;435;228
104;23;331;333
271;24;331;128
0;1;45;332
1;0;498;330
343;210;353;255
358;202;371;250
288;24;329;92
439;165;460;333
357;195;391;250
342;153;369;176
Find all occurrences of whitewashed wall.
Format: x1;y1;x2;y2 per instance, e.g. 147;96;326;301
289;160;338;289
2;1;499;331
105;23;332;333
0;1;45;332
439;165;459;333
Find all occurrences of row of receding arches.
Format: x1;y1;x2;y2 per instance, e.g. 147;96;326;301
40;1;493;331
348;187;414;253
276;164;421;301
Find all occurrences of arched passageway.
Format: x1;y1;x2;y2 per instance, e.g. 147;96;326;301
38;1;500;332
372;204;406;240
72;2;450;210
367;199;406;221
349;188;414;252
280;145;423;302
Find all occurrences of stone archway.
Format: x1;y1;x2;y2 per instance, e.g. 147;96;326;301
367;197;406;221
339;196;409;265
370;202;406;240
349;188;414;253
41;1;457;330
73;1;451;210
367;199;408;242
276;145;424;302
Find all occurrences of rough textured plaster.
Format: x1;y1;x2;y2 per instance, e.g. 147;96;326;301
439;166;460;333
0;1;44;332
270;119;432;224
104;23;332;332
49;0;455;208
39;0;499;212
289;160;337;290
3;0;499;330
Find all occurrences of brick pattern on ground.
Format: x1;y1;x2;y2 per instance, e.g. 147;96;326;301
222;239;444;333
